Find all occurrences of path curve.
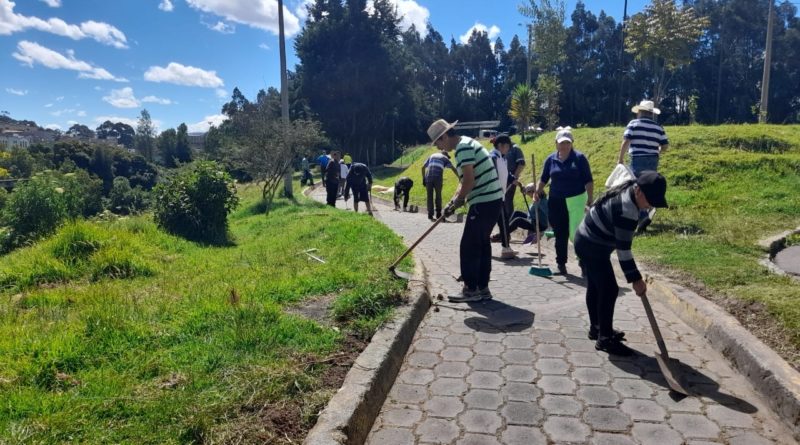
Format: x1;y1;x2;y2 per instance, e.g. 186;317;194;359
311;188;795;445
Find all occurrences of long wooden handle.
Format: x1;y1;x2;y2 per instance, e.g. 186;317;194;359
531;153;543;268
640;293;670;358
389;215;446;269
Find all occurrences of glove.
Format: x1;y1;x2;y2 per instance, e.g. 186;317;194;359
443;197;465;217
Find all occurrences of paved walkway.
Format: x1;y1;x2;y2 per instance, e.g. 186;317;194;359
311;189;795;444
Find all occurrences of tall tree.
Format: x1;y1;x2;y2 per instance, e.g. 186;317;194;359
175;123;192;165
135;109;156;162
509;84;538;142
157;128;178;168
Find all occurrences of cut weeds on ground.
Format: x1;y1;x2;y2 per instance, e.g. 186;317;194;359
0;184;410;444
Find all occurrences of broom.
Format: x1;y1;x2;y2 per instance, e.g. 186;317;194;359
528;152;552;277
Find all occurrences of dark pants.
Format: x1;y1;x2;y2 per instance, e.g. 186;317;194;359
631;156;659;221
395;189;410;209
302;169;314;185
460;199;503;290
504;183;517;217
326;181;339;207
508;211;534;233
425;176;443;218
495;204;510;247
575;236;620;339
548;196;570;266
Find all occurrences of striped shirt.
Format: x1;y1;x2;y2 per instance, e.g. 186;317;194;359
454;136;503;206
423;152;453;180
624;118;668;157
576;186;642;283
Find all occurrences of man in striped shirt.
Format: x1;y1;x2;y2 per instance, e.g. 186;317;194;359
422;150;458;220
428;119;504;303
574;171;668;356
618;100;669;232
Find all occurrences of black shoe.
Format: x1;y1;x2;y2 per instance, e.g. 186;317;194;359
595;338;634;356
556;264;567;275
588;327;625;341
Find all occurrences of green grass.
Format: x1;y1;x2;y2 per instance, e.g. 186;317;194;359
378;126;800;359
0;184;409;443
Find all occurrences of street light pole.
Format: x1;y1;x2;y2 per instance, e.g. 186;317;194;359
759;0;774;124
278;0;293;198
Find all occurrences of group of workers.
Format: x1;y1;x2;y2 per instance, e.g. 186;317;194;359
424;99;668;356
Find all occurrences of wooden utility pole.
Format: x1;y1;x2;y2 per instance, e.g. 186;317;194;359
759;0;774;124
616;0;629;125
278;0;293;198
526;24;533;87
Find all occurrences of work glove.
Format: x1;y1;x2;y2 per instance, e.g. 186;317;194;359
443;196;465;217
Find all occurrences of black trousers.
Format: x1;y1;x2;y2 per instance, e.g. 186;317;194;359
425;176;443;218
548;196;570;266
508;211;534;233
460;199;502;290
504;183;517;216
575;236;620;339
394;189;410;209
326;181;339;207
495;204;510;247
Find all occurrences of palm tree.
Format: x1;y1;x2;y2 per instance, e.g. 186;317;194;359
509;84;537;143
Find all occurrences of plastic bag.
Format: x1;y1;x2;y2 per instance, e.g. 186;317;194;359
605;163;635;188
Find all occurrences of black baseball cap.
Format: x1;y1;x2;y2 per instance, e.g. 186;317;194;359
493;133;512;146
636;171;668;208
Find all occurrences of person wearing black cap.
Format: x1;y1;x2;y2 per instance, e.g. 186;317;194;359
574;171;668;356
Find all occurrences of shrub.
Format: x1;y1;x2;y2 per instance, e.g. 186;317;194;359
0;186;7;210
1;173;68;250
153;161;238;243
60;170;104;218
49;222;104;264
109;176;149;215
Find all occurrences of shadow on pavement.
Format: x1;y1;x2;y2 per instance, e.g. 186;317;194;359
609;351;758;414
463;299;535;333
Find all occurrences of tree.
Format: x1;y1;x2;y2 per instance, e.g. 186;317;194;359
175;123;192;165
509;84;538;142
96;120;136;149
520;0;568;128
158;128;178;168
625;0;709;105
135;109;156;161
66;124;95;139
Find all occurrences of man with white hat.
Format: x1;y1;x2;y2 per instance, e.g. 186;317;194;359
427;118;504;303
618;100;669;232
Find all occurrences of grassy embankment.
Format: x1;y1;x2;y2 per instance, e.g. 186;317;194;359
0;184;409;443
374;125;800;365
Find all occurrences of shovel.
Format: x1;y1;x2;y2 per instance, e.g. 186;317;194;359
388;214;446;279
640;292;690;395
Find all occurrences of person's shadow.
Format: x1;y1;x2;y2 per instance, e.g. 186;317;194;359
463;299;535;333
608;350;758;413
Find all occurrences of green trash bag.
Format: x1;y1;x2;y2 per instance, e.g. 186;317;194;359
566;192;587;242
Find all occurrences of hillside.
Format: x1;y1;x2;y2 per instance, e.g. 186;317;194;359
375;125;800;365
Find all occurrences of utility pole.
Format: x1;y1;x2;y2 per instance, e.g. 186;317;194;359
759;0;774;124
278;0;293;198
616;0;629;125
526;24;533;87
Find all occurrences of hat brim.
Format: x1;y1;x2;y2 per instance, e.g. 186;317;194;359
556;137;573;143
430;120;458;145
632;105;661;115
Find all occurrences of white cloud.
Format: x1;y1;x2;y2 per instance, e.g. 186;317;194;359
55;95;64;101
6;87;27;95
258;42;270;50
45;123;61;130
207;20;235;34
142;95;172;105
12;41;128;82
39;0;60;7
144;62;223;88
66;120;77;125
158;0;174;12
185;0;300;36
188;113;228;133
44;103;53;107
0;0;128;48
295;0;313;21
93;115;137;127
460;23;501;44
77;110;86;117
215;88;227;99
50;108;75;117
103;87;140;108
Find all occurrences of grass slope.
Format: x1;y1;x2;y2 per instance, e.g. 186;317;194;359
376;125;800;364
0;184;409;443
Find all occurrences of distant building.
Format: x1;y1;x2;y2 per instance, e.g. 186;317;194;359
0;133;31;150
188;132;206;151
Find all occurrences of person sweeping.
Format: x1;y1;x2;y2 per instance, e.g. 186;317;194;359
344;161;374;215
574;171;668;356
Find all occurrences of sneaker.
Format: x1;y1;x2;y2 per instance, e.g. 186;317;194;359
478;287;493;300
500;247;518;259
448;288;483;303
588;327;626;341
595;338;635;356
522;232;537;245
556;263;567;275
490;233;503;243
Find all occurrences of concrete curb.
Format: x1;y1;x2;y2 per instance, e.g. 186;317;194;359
303;261;431;445
646;274;800;439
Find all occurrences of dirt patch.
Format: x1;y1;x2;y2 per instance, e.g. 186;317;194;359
285;293;337;325
643;260;800;372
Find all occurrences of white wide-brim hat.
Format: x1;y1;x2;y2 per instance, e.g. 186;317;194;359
427;119;458;145
632;100;661;115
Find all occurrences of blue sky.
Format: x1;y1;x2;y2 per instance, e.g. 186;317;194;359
1;0;648;134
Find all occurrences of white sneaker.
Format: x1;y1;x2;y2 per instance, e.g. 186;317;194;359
448;288;483;303
500;247;518;259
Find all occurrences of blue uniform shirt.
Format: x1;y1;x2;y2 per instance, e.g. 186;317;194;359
540;149;593;199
